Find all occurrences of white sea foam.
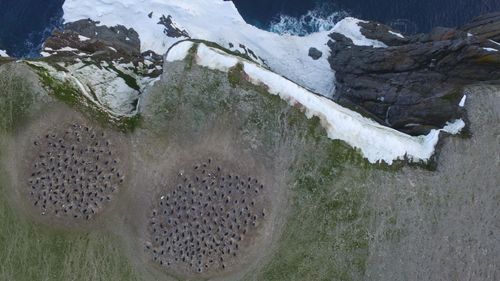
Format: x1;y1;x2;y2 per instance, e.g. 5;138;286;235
269;7;348;36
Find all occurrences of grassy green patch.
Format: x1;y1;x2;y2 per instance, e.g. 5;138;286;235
0;67;38;132
184;43;199;71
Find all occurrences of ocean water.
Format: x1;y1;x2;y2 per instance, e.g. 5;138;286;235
234;0;500;35
0;0;499;57
0;0;63;58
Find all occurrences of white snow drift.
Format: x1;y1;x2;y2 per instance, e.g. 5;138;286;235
166;41;464;164
63;0;385;98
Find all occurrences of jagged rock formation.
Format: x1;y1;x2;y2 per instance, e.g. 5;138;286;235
157;15;190;38
461;12;500;42
43;19;163;75
328;13;500;135
30;20;164;118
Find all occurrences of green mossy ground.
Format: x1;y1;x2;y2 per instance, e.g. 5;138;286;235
0;70;37;133
0;63;139;281
1;45;405;281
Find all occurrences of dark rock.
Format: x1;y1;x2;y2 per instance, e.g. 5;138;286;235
158;15;190;38
328;15;500;135
308;47;323;60
64;19;141;56
461;12;500;42
42;19;164;79
358;21;410;46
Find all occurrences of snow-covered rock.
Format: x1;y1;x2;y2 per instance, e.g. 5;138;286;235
330;17;387;48
63;0;342;97
26;60;157;117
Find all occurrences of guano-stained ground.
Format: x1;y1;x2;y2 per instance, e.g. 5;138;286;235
0;58;498;281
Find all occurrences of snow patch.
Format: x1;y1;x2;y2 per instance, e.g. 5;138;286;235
26;60;158;117
63;0;336;97
57;46;79;52
167;42;464;164
165;41;194;62
196;44;239;71
442;119;465;135
459;95;466;107
331;17;387;48
389;30;404;38
483;47;498;52
0;50;9;57
78;35;90;41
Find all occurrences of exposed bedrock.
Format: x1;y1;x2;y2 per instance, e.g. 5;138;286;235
43;19;163;75
461;12;500;42
328;13;500;135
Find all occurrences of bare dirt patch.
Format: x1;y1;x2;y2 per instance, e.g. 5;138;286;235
8;104;130;229
117;122;289;281
145;157;270;276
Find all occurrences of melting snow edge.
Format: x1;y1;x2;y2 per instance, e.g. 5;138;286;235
166;42;465;165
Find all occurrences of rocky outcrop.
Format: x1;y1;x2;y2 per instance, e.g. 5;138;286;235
157;15;190;38
328;13;500;135
43;19;162;69
30;20;164;117
461;12;500;42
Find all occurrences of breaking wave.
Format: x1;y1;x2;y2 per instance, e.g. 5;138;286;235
269;6;349;36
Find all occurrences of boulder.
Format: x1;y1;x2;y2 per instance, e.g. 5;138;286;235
308;47;323;60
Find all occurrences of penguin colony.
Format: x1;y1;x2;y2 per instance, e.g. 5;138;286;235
27;122;124;220
146;158;268;275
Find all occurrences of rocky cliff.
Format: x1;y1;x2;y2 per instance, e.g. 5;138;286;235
328;12;500;135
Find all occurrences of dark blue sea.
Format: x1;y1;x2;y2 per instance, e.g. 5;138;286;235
1;0;499;57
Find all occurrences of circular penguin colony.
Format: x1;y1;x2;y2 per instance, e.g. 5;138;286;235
145;158;269;276
26;122;124;221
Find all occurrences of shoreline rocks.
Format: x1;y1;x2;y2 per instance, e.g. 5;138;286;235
328;13;500;135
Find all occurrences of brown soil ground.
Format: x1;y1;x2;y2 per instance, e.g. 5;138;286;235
6;104;131;231
115;121;289;281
